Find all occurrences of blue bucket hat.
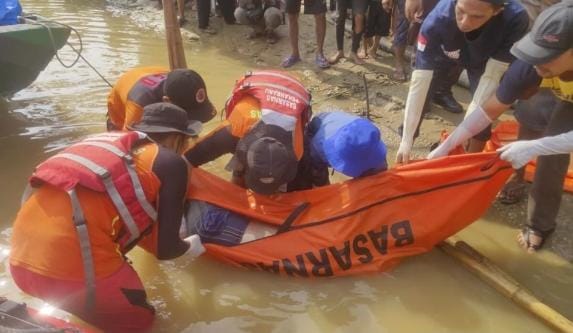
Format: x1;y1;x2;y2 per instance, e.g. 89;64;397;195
314;112;387;178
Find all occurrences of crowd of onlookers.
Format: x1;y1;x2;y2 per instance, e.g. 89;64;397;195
167;0;420;78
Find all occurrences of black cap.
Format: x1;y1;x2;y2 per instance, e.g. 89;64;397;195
511;0;573;65
234;122;298;195
164;69;217;123
244;137;298;195
128;102;202;136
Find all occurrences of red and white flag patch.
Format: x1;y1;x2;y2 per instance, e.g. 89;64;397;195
417;34;427;52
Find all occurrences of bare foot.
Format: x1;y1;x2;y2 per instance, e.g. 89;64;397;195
367;47;377;59
350;52;365;65
328;51;344;64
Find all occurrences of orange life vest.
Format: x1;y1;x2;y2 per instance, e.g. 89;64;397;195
225;70;312;159
30;131;158;249
27;131;158;308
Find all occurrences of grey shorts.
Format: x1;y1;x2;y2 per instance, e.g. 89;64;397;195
286;0;327;15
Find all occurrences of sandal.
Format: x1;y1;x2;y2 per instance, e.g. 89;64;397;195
281;54;301;68
497;178;528;205
315;54;330;69
517;226;549;252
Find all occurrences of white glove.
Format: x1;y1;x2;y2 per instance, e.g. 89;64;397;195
428;105;492;159
465;58;509;119
183;234;206;258
497;131;573;169
396;141;413;164
397;69;433;164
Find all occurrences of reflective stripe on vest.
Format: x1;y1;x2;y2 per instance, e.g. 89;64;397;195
68;188;96;311
30;131;157;249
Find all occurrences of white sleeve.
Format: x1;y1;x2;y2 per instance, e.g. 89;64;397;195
465;58;509;119
498;130;573;169
427;105;492;159
397;69;433;163
534;131;573;155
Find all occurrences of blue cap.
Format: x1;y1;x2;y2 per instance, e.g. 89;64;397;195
319;115;387;178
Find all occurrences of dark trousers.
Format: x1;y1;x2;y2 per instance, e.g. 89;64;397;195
197;0;211;28
528;100;573;234
197;0;235;28
335;0;367;53
218;0;236;24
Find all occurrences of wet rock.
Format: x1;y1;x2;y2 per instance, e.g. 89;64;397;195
186;32;200;41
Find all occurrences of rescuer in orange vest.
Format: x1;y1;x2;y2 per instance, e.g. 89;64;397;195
10;103;205;333
107;67;216;130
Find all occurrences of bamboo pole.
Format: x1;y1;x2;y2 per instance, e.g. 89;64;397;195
438;237;573;333
162;0;187;69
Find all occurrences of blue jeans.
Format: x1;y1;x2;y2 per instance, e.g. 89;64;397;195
185;201;249;246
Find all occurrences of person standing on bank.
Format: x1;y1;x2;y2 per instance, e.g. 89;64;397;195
107;67;216;130
362;0;391;59
329;0;369;65
428;0;573;252
396;0;529;163
281;0;330;69
10;103;205;332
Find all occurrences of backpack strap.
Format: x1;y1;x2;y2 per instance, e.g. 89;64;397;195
67;188;96;312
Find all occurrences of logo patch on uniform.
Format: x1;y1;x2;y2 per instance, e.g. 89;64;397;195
195;88;206;103
417;34;427;52
441;45;460;60
140;74;166;88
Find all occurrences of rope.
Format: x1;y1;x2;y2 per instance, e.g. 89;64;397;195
23;15;113;88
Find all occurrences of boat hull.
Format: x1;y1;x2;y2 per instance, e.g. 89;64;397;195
0;17;70;96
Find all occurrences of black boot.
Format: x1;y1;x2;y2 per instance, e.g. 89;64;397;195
433;93;463;114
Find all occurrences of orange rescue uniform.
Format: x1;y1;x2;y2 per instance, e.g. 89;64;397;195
107;66;168;130
10;142;162;281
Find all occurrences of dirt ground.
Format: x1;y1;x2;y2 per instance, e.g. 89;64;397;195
112;0;572;261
